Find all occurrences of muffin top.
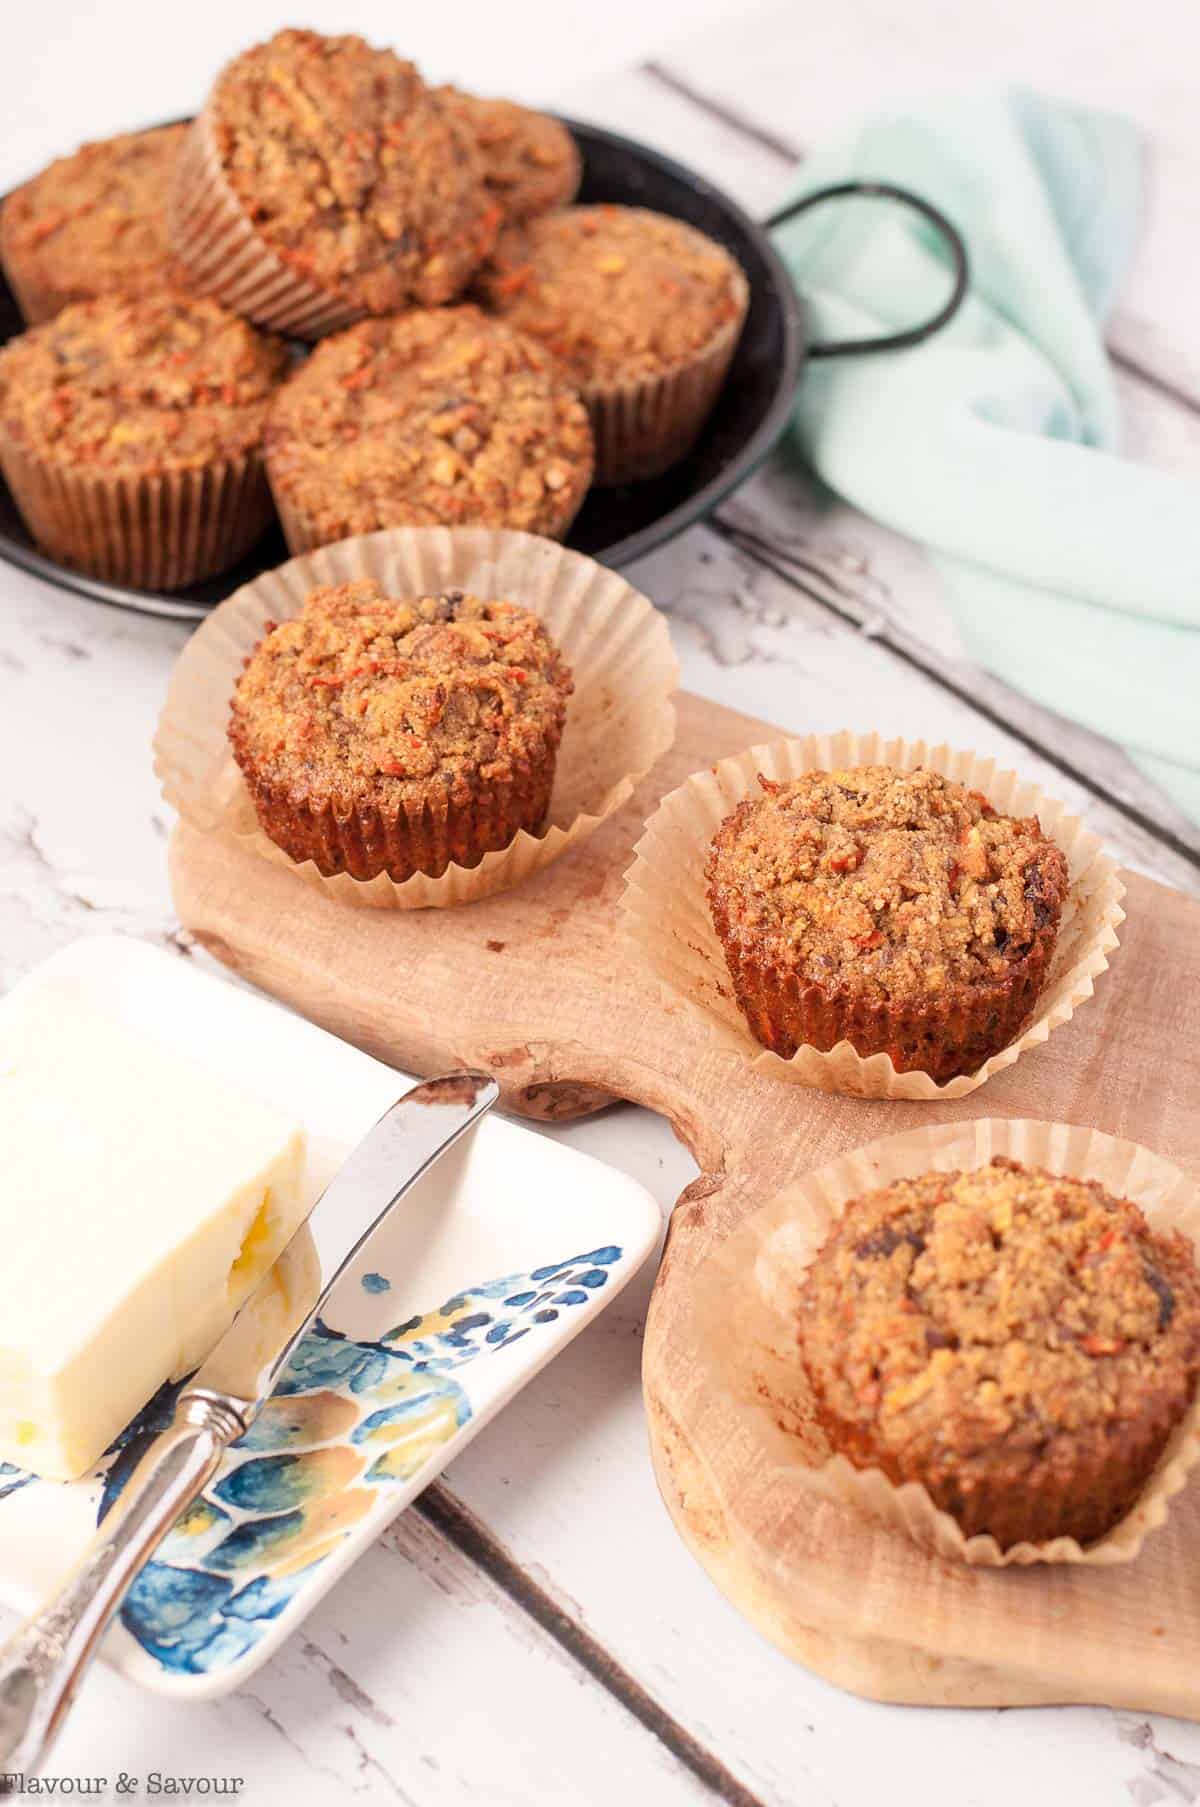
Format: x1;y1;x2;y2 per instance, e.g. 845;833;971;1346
265;306;594;542
229;580;573;806
706;766;1069;1010
435;89;580;222
0;124;185;317
0;290;289;471
478;205;746;385
205;29;497;312
798;1158;1200;1487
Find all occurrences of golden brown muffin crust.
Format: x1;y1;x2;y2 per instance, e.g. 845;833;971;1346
797;1158;1200;1543
0;125;185;316
706;766;1069;1011
207;29;498;312
435;89;580;222
229;579;572;805
479;205;745;385
265;306;593;544
0;290;288;471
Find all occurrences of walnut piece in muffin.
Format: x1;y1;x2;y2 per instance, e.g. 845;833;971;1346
434;89;580;222
0;125;186;323
0;289;288;472
203;29;498;313
265;306;593;549
797;1157;1200;1547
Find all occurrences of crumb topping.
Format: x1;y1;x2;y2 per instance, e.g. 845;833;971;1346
478;205;745;385
0;290;288;470
798;1158;1200;1477
265;306;593;543
434;89;580;222
705;766;1069;1008
209;29;498;311
1;125;185;309
229;579;573;804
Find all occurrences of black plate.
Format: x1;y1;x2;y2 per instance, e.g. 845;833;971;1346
0;116;805;621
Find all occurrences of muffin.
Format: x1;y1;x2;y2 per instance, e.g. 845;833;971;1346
228;579;573;881
435;88;581;222
796;1156;1200;1549
705;765;1069;1083
0;124;186;325
264;306;594;552
170;29;499;340
478;205;748;483
0;289;288;588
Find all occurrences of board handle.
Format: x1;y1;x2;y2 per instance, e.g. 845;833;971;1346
767;179;969;358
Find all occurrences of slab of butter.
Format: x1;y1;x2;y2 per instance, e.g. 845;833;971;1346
0;986;307;1481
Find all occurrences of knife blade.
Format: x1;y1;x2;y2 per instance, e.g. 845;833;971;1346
0;1070;499;1783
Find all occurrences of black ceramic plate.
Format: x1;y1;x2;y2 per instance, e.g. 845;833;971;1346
0;116;805;621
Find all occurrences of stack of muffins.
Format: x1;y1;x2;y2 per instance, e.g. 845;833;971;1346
0;27;749;591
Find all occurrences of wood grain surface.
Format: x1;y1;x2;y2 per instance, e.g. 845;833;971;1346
170;688;1200;1718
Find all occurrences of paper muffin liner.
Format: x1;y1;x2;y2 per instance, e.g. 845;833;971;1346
621;730;1125;1099
168;108;363;343
586;267;749;485
687;1118;1200;1566
154;525;678;909
0;431;274;590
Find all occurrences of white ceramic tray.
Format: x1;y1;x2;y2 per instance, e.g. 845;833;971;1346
0;937;660;1699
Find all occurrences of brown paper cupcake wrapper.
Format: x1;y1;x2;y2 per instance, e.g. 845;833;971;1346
154;525;678;909
621;730;1125;1099
0;432;273;590
687;1118;1200;1567
586;269;749;485
169;108;363;342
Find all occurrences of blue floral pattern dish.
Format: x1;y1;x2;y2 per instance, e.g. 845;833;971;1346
0;937;662;1699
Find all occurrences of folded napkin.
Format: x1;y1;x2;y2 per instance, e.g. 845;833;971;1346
772;91;1200;822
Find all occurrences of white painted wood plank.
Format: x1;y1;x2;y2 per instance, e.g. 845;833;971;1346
10;1513;714;1805
657;0;1200;398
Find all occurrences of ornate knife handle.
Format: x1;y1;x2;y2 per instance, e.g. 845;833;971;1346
0;1392;244;1783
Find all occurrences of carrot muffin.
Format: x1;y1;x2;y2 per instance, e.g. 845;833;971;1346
478;205;748;483
797;1157;1200;1548
264;306;594;551
705;766;1069;1082
435;88;580;222
229;579;573;881
0;124;186;325
170;30;498;337
0;289;288;588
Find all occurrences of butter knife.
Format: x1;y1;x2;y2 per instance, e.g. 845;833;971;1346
0;1069;499;1780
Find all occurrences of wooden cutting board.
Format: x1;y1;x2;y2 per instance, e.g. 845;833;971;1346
170;690;1200;1718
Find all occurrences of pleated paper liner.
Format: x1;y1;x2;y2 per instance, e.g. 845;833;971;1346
154;525;678;910
586;270;749;485
0;434;274;590
621;731;1125;1099
169;108;364;342
687;1117;1200;1568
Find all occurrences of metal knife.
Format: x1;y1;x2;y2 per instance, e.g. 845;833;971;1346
0;1070;499;1780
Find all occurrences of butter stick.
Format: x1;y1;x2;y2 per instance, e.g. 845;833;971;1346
0;988;307;1480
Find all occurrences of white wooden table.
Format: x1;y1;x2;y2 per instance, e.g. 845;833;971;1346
2;2;1198;1800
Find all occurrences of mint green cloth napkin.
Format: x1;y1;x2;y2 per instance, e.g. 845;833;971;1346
772;91;1200;821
